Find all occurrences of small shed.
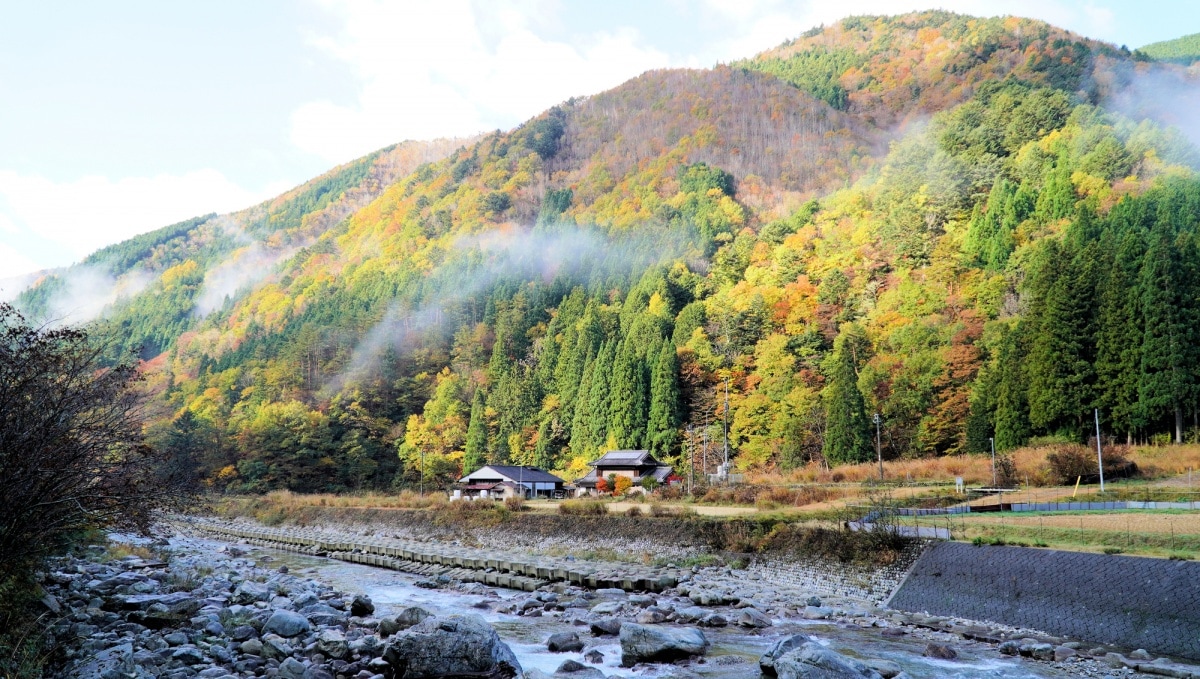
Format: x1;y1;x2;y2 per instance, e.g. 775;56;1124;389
457;465;566;499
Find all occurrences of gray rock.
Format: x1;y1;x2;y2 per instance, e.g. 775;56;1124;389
802;606;833;620
171;646;206;665
229;624;257;642
382;614;522;679
590;601;622;615
261;633;294;661
1129;649;1153;661
317;628;349;659
553;659;606;678
1054;645;1077;662
71;642;134;679
806;596;822;608
394;605;433;631
590;618;621;637
231;581;270;605
351;594;375;617
618;623;708;666
240;638;263;656
264;609;311;638
699;613;727;627
379;617;402;637
583;649;604;664
773;642;883;679
547;632;585;653
164;631;189;646
737;608;771;628
998;640;1021;656
864;659;903;679
761;635;811;677
923;643;957;660
635;608;667;624
278;657;308;679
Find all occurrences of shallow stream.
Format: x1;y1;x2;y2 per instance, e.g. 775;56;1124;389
183;534;1085;678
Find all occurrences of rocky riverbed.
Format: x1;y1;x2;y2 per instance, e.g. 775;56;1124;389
35;521;1200;679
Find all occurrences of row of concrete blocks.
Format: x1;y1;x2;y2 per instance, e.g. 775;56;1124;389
197;523;678;594
330;551;550;593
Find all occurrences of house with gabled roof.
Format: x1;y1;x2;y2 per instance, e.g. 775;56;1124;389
456;464;566;499
575;449;674;495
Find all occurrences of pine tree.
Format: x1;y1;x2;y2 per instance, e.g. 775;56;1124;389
993;325;1031;450
822;327;873;465
1139;226;1198;442
584;341;615;452
463;389;487;472
608;340;648;449
1024;239;1096;436
647;342;682;459
1095;231;1145;441
568;354;596;456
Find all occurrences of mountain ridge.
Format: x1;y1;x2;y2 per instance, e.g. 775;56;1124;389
11;11;1200;493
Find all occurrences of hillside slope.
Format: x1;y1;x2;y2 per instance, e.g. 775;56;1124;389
13;11;1200;493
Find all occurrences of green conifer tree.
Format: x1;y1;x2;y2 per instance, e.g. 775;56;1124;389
822;327;873;465
463;389;488;473
647;341;682;459
608;340;648;449
1139;226;1198;442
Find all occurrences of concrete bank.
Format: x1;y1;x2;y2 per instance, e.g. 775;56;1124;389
889;541;1200;661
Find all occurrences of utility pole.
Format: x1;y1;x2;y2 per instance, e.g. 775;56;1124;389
1095;408;1105;493
686;427;694;496
722;376;730;479
990;437;997;488
873;412;883;481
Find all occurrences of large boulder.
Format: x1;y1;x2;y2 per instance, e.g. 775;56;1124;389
263;609;311;638
382;614;523;679
317;628;349;659
761;635;811;677
351;593;375;617
773;642;883;679
619;623;708;666
394;605;434;631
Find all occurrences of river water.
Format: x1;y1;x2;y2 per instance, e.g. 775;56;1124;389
183;534;1086;678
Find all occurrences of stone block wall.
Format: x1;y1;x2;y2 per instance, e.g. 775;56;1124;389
888;541;1200;659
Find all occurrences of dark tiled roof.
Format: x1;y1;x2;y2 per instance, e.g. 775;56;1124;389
459;465;564;484
589;450;657;467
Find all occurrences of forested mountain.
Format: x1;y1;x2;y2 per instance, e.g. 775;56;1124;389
1139;32;1200;64
14;11;1200;493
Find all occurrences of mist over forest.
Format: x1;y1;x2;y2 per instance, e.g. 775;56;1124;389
14;10;1200;494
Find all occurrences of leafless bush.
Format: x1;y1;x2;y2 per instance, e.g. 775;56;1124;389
0;304;189;580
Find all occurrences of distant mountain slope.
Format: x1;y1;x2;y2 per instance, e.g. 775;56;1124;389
12;11;1200;494
1140;32;1200;63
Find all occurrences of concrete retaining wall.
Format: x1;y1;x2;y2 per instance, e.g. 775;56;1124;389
888;541;1200;659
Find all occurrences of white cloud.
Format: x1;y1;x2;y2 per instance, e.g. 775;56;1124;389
0;169;288;278
291;0;672;164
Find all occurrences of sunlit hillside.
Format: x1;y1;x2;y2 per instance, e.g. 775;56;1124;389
13;11;1200;495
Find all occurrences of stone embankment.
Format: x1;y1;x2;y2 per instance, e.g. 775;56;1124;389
190;514;921;606
191;518;680;595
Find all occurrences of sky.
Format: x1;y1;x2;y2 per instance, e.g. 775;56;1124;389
0;0;1196;279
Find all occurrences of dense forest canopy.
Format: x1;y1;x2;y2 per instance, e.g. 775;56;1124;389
14;12;1200;493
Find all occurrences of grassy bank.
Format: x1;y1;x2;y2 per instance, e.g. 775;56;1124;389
911;510;1200;559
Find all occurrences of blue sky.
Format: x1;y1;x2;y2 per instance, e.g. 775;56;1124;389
0;0;1196;280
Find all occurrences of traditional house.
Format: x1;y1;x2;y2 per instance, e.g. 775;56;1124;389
575;450;674;495
456;465;566;499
